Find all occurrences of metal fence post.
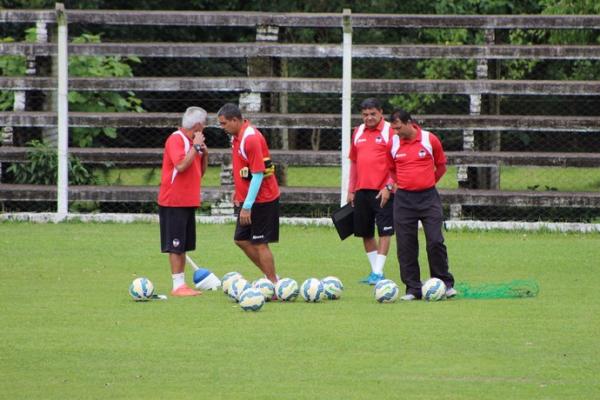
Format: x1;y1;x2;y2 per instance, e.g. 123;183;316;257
340;8;352;207
56;3;68;219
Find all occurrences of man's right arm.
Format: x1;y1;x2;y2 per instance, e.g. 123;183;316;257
347;160;357;205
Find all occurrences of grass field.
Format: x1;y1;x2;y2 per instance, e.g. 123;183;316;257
96;165;600;191
1;222;599;399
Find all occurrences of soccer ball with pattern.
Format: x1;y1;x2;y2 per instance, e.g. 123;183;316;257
374;279;399;303
300;278;324;302
275;278;299;301
222;272;243;295
239;288;265;311
321;276;343;300
228;278;251;302
129;277;154;301
253;278;275;301
422;278;447;301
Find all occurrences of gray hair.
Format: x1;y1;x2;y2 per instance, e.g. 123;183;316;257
181;106;207;129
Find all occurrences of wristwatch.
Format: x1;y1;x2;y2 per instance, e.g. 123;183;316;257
385;183;393;191
193;144;202;153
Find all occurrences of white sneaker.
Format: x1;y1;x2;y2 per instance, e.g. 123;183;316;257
445;287;457;298
400;293;417;301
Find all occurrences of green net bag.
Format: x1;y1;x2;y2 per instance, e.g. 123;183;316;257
454;279;539;299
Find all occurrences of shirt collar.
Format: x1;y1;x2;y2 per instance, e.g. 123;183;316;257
235;120;251;140
178;127;194;140
365;118;386;133
401;123;422;143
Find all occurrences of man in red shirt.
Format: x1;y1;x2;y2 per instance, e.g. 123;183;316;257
158;106;208;297
347;98;395;285
389;108;456;300
217;103;280;284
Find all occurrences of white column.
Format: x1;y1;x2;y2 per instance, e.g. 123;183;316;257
340;9;352;207
56;3;68;219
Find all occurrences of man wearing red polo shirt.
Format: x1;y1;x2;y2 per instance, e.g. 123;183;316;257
388;108;456;301
217;103;280;284
347;98;395;285
158;106;209;297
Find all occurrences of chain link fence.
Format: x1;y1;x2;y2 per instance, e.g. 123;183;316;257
1;10;600;222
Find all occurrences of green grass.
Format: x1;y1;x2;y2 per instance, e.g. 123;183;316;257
1;222;599;399
94;165;600;191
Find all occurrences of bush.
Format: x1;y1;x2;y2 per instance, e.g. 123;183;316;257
6;140;97;185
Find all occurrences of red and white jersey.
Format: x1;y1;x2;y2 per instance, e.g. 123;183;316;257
390;124;447;191
348;118;394;191
157;129;203;207
231;120;280;203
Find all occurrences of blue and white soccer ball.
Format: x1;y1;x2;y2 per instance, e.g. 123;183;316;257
253;278;275;301
129;277;154;301
228;278;251;302
374;279;399;303
300;278;324;302
239;288;265;311
422;278;447;301
222;272;243;295
275;278;299;302
321;276;343;300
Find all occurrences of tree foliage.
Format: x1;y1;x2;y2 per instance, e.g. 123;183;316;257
68;33;144;147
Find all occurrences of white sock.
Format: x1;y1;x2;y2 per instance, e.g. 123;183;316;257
373;254;386;275
172;272;185;291
367;251;377;273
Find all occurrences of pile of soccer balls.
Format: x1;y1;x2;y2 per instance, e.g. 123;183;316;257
374;277;449;303
222;273;344;312
129;274;450;307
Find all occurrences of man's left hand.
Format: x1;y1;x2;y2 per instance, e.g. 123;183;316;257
375;188;390;208
239;207;252;226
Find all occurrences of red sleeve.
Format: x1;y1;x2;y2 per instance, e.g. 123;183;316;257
245;135;265;174
348;160;357;192
348;127;358;161
166;135;186;165
431;133;447;182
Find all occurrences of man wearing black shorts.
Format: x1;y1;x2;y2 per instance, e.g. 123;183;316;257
347;98;395;285
217;103;280;284
158;107;208;297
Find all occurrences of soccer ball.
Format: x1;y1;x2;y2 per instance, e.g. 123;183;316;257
222;272;243;295
129;277;154;301
300;278;324;302
228;278;251;302
253;278;275;301
422;278;447;301
275;278;299;302
374;279;399;303
239;288;265;311
321;276;343;300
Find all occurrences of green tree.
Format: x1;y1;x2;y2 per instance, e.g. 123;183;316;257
0;27;36;111
0;29;144;146
68;33;144;147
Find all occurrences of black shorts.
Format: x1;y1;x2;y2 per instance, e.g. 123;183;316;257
234;198;279;244
159;206;197;253
353;189;394;238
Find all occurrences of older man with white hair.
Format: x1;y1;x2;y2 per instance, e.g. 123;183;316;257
158;106;209;297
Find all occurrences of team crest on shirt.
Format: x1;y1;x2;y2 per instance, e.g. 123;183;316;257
418;149;427;158
375;136;383;144
172;238;180;248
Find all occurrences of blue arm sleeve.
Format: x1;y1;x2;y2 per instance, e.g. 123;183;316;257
242;172;264;209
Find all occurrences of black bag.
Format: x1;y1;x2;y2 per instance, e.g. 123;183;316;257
331;203;354;240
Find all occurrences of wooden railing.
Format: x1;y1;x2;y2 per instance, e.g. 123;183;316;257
1;9;600;218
